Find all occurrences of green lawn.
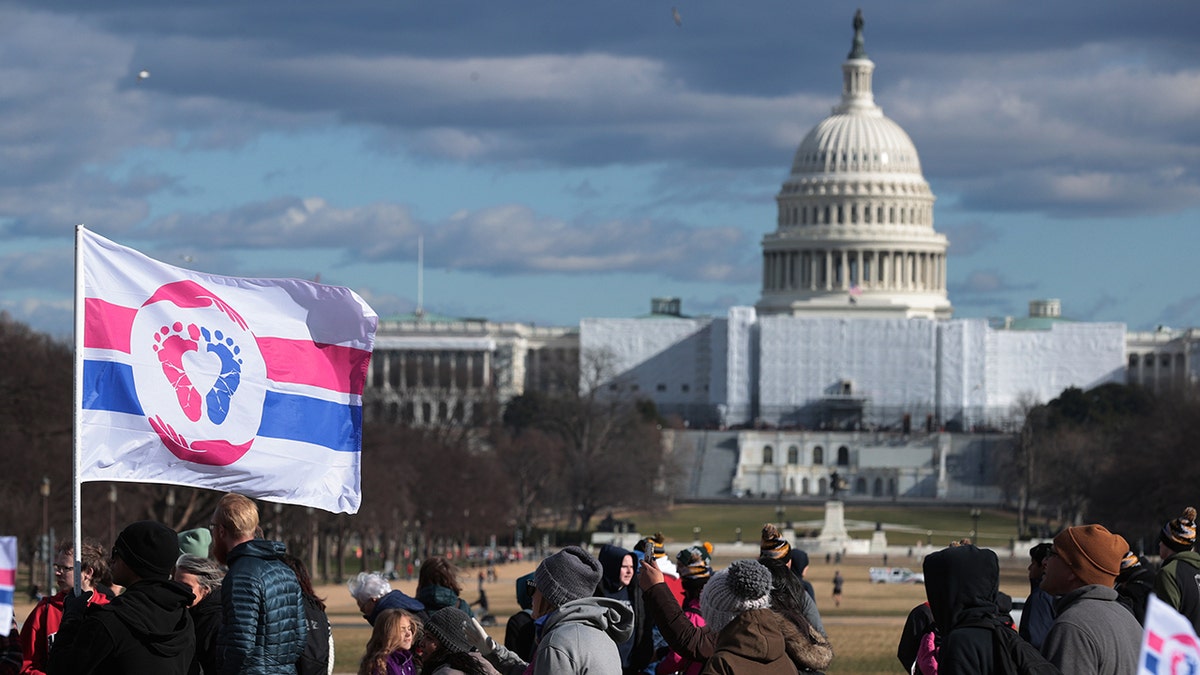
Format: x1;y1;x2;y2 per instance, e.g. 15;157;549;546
629;502;1024;549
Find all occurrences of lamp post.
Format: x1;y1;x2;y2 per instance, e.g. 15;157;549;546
108;485;118;545
970;508;982;541
40;477;50;589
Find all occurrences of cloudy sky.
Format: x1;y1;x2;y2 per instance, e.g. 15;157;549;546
1;1;1198;338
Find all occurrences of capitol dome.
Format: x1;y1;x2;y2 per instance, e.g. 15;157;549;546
757;11;952;320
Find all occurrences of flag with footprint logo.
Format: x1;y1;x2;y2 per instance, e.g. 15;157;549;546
78;227;376;513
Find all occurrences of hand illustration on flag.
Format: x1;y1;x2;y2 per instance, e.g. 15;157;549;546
78;228;376;513
1140;594;1200;674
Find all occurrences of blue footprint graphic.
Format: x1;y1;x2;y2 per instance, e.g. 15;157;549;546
199;327;243;424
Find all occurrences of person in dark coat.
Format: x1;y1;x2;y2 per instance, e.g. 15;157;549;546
282;554;332;675
1018;542;1056;650
595;544;653;675
787;548;816;602
211;493;307;675
348;572;426;625
502;572;535;661
1115;550;1156;625
174;554;226;675
922;543;1005;675
897;601;934;674
49;520;196;675
415;558;472;615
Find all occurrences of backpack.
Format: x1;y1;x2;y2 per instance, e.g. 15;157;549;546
296;594;332;675
958;618;1062;675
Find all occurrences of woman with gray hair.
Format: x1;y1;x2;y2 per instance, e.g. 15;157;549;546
348;572;426;625
174;553;225;675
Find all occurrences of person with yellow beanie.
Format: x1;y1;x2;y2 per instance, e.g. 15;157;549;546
1040;524;1142;675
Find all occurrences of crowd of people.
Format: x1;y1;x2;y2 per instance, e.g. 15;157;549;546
347;525;833;675
12;497;1200;674
4;492;327;675
900;506;1200;675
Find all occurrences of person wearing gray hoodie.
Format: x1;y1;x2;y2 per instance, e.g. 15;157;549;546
467;546;633;675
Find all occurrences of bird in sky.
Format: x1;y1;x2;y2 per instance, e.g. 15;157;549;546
672;7;682;26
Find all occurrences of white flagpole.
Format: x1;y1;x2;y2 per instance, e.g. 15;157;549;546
72;225;86;595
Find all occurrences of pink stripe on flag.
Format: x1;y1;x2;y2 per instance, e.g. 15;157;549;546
257;338;370;395
0;568;14;585
84;300;370;394
1148;631;1164;652
84;298;136;352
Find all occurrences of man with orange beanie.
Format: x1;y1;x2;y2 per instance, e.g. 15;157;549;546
1154;506;1200;632
1040;524;1142;675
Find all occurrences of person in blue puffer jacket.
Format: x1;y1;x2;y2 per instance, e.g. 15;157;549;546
211;493;307;675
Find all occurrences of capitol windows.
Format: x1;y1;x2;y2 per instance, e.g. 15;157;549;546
1162;354;1172;367
763;446;775;465
1129;354;1139;367
656;383;667;392
812;446;824;465
681;384;690;393
837;446;850;466
788;446;799;464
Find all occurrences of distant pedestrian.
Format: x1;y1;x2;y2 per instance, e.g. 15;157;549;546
832;571;844;608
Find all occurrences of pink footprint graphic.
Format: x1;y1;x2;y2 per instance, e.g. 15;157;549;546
152;322;203;422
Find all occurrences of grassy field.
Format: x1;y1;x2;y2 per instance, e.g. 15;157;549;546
632;501;1025;549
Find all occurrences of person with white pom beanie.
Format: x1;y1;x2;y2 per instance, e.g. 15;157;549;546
699;559;810;675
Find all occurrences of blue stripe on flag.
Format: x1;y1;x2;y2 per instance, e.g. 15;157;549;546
0;588;12;605
259;391;362;452
82;360;361;453
83;361;144;416
1145;653;1159;671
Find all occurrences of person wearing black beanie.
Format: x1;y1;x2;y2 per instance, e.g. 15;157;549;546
48;521;196;674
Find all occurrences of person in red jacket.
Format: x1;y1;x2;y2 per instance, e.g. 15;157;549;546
19;541;111;674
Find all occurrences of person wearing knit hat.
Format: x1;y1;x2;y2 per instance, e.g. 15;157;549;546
418;606;501;674
48;521;196;674
757;524;826;638
466;546;633;675
700;559;829;674
178;527;213;559
652;547;713;675
1040;525;1142;674
1115;551;1155;625
637;534;684;606
1155;506;1200;632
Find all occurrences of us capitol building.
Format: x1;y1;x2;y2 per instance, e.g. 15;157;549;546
364;13;1199;503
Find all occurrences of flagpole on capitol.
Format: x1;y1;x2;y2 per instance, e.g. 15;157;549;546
71;224;86;596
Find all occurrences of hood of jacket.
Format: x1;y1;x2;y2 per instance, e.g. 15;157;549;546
543;596;634;645
597;544;633;594
712;608;788;664
415;584;463;612
923;544;1000;633
228;538;288;565
371;589;425;624
100;579;195;658
775;609;834;672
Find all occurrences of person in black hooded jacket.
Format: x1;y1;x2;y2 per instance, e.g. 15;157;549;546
49;520;196;675
595;544;653;675
922;543;1005;675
